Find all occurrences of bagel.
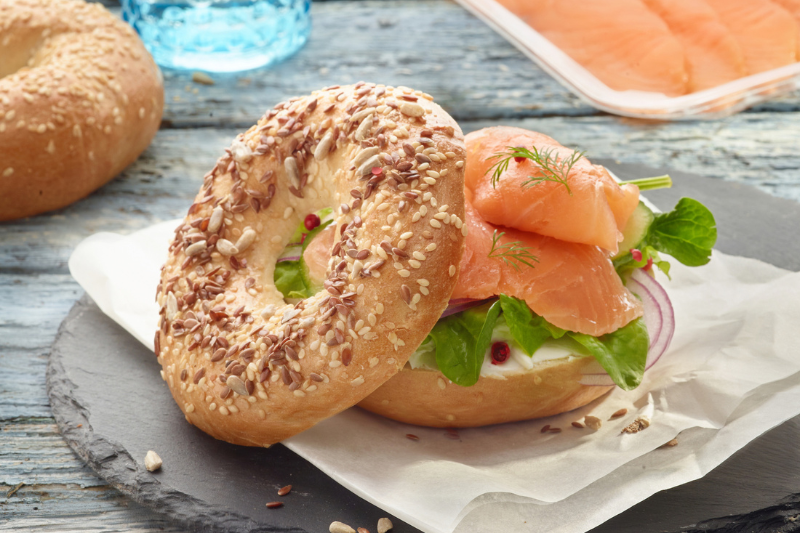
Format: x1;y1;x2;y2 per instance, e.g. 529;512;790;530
358;357;614;428
0;0;164;221
155;83;467;446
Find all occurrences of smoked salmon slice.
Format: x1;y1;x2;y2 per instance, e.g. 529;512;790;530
303;199;644;337
703;0;799;74
770;0;800;59
497;0;689;96
465;127;640;255
451;197;644;337
640;0;748;92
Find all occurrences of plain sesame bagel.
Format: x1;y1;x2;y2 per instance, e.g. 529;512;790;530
0;0;164;221
359;357;614;428
156;83;467;447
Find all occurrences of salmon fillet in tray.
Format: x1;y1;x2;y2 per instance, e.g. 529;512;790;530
456;0;800;119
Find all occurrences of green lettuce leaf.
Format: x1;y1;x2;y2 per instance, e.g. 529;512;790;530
274;261;313;299
428;300;501;386
567;318;649;391
499;294;565;355
646;197;717;267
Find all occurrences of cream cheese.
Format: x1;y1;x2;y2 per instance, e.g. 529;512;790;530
407;316;591;378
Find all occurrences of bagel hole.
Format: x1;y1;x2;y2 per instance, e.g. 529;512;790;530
0;34;44;79
273;208;335;303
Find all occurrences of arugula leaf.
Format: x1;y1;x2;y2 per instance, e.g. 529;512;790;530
567;318;649;391
499;294;565;356
428;301;501;386
646;197;717;267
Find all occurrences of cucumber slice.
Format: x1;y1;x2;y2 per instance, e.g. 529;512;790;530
613;201;654;260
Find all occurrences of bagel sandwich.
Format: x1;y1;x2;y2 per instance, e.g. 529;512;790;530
299;126;717;428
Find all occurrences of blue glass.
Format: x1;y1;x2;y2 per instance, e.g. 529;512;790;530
121;0;311;72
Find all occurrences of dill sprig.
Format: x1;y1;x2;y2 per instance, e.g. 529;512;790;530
488;230;539;271
487;146;585;195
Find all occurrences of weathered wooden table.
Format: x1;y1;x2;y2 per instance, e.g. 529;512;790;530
2;0;799;531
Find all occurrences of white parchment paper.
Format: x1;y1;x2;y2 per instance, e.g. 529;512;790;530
69;220;800;533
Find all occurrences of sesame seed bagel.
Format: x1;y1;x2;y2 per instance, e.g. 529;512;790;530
359;356;614;428
0;0;164;221
156;83;466;446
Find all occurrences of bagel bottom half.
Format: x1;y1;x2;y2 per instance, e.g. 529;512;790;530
357;356;613;428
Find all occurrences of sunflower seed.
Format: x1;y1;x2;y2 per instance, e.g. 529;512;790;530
235;229;256;253
208;206;224;233
357;154;381;176
353;146;380;168
216;239;238;256
314;131;334;160
284;156;300;188
399;101;425;117
226;375;248;396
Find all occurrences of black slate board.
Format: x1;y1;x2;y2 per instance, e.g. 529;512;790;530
47;164;800;533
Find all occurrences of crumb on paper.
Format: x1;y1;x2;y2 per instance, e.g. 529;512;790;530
584;415;602;431
191;72;215;85
377;517;394;533
571;421;584;429
621;417;651;434
144;450;162;472
660;438;679;448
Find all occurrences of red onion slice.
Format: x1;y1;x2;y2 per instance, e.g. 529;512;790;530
579;269;676;386
629;269;675;371
440;297;498;318
276;255;301;263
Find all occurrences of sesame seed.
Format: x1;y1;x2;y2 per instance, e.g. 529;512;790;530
449;265;456;276
429;219;442;228
2;168;13;177
456;161;464;168
398;269;410;277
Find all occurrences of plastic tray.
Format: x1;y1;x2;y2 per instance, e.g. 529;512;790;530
456;0;800;120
